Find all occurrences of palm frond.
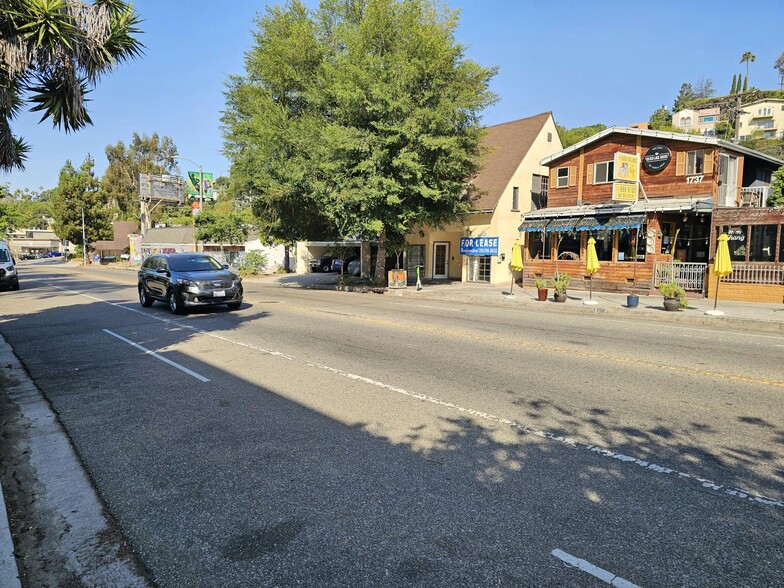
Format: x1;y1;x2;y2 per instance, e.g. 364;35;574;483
27;68;93;132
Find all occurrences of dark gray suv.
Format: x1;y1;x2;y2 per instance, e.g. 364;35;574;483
138;253;243;314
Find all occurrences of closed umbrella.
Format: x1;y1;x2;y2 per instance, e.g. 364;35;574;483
585;237;600;302
707;233;733;315
509;239;524;294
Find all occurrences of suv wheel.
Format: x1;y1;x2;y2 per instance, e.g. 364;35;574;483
321;262;331;272
168;289;183;314
139;285;153;307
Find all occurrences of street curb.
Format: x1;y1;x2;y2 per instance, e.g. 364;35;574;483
277;282;784;335
0;478;21;588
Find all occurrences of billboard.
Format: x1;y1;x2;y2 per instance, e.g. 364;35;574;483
139;173;184;204
186;171;214;199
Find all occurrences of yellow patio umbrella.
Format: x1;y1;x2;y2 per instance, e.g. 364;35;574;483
509;239;524;294
585;237;600;301
710;233;733;313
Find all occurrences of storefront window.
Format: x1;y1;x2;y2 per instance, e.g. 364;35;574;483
556;231;580;260
407;245;425;276
590;229;614;261
528;232;551;260
467;255;491;282
749;225;777;262
725;226;747;262
617;226;646;262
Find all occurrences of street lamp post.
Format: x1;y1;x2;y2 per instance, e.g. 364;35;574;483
167;155;204;213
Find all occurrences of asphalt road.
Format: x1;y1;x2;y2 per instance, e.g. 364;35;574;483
1;261;783;587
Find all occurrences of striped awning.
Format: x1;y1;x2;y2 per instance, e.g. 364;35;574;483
545;218;581;232
603;214;647;230
519;219;550;232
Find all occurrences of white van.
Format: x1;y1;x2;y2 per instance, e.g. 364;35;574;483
0;240;19;291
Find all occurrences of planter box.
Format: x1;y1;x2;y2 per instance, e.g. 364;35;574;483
387;269;407;289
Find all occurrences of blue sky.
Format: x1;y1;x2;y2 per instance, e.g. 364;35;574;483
4;0;784;193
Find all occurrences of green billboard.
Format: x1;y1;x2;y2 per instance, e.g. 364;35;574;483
186;171;214;199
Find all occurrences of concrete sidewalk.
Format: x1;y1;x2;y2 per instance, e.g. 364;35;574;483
271;273;784;334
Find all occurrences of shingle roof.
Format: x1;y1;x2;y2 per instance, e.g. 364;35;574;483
471;112;552;212
141;226;195;245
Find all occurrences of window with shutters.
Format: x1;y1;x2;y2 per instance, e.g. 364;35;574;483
593;161;614;184
686;150;704;175
556;167;569;188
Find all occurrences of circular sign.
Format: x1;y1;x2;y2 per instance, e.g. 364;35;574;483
643;145;671;173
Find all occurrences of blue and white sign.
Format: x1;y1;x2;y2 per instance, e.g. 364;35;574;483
460;236;499;256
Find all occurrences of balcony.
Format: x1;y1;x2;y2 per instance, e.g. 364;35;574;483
740;186;770;207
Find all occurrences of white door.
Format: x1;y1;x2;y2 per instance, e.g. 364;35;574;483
718;153;738;207
433;242;449;279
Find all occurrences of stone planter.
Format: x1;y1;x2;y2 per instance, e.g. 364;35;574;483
626;294;639;308
537;287;548;301
554;292;567;303
663;297;680;311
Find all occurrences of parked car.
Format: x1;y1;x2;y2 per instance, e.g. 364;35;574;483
346;258;361;276
47;251;62;257
332;257;359;273
138;252;243;314
0;241;19;291
309;255;334;273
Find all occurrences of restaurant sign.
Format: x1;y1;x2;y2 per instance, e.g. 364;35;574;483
460;236;499;256
612;182;638;202
643;145;671;172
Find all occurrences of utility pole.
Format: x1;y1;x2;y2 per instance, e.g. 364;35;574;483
81;207;87;266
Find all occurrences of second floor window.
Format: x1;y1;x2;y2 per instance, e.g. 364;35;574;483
512;186;519;211
594;161;614;184
531;174;548;209
556;167;569;188
686;150;704;175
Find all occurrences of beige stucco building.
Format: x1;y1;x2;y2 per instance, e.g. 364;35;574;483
737;99;784;141
406;112;562;285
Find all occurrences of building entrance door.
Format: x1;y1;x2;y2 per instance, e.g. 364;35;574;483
718;153;738;206
433;242;449;279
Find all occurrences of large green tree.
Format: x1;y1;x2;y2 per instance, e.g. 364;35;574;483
672;82;696;111
102;132;179;219
555;123;607;148
0;0;144;172
222;0;497;279
50;155;112;247
775;51;784;91
195;208;248;251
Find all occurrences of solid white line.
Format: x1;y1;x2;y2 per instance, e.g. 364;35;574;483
103;329;210;382
551;549;642;588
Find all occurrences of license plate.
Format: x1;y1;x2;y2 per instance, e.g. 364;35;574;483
213;289;225;298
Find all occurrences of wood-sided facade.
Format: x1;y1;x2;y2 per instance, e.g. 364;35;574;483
520;127;784;299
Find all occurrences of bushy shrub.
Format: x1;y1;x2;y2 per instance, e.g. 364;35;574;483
238;251;267;277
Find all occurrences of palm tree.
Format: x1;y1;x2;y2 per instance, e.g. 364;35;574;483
0;1;144;172
740;51;756;90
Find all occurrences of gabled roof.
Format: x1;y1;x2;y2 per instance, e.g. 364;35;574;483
540;126;784;167
471;112;552;212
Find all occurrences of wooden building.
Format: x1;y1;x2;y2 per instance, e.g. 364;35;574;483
519;127;783;301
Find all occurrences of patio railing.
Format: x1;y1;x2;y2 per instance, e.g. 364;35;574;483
739;186;770;207
653;261;707;292
723;264;784;285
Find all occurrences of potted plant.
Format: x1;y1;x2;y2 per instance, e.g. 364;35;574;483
659;282;688;311
534;279;548;301
550;273;570;302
